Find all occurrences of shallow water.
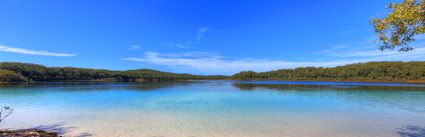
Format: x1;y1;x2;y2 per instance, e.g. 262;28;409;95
0;81;424;137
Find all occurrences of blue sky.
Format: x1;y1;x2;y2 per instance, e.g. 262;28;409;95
1;0;425;75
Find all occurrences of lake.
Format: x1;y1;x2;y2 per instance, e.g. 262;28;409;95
0;81;424;137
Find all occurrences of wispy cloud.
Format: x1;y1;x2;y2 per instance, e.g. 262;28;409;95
337;29;357;35
161;27;209;49
0;45;76;57
414;34;425;41
325;46;425;61
318;34;425;60
196;27;208;39
160;42;193;49
124;34;425;75
123;51;359;75
127;45;142;51
124;47;425;75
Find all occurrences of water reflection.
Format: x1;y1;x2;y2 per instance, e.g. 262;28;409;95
232;82;425;91
232;83;425;113
0;81;424;137
398;125;425;137
0;82;196;93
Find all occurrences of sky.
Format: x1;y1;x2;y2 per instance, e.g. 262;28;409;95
1;0;425;75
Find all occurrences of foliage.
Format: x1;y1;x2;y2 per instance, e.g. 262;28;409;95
0;106;13;123
231;62;425;81
0;70;27;82
0;62;227;82
231;71;267;80
5;61;425;82
371;0;425;51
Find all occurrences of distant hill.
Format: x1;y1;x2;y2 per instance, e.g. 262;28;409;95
0;62;227;82
230;61;425;82
3;61;425;83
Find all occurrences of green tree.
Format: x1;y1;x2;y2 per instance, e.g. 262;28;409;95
371;0;425;51
0;62;226;82
0;70;27;82
230;62;425;81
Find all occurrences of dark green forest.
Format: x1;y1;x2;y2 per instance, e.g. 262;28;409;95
0;62;226;82
230;61;425;82
3;61;425;83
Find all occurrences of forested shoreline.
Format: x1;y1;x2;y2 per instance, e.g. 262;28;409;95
3;61;425;83
230;62;425;82
0;62;226;82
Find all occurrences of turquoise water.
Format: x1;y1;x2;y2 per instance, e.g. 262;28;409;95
0;81;424;137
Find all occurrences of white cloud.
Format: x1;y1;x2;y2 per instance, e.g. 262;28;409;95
415;34;425;41
337;29;356;35
127;45;142;51
125;34;425;75
161;42;193;49
161;27;209;49
124;48;425;75
0;45;76;57
319;38;425;60
123;51;358;75
197;27;208;39
198;27;208;33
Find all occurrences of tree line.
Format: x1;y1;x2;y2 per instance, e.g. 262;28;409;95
231;61;425;82
3;61;425;83
0;62;226;82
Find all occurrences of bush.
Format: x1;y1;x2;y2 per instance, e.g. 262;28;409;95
0;70;27;82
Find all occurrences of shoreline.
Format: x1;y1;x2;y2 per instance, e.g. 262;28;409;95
2;79;425;84
0;129;58;137
230;79;425;83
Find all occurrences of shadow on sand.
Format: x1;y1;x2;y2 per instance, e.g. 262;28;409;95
14;123;92;137
398;125;425;137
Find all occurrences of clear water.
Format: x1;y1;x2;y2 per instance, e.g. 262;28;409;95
0;81;424;137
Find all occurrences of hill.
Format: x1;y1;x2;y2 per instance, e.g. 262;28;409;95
0;62;226;82
231;61;425;82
